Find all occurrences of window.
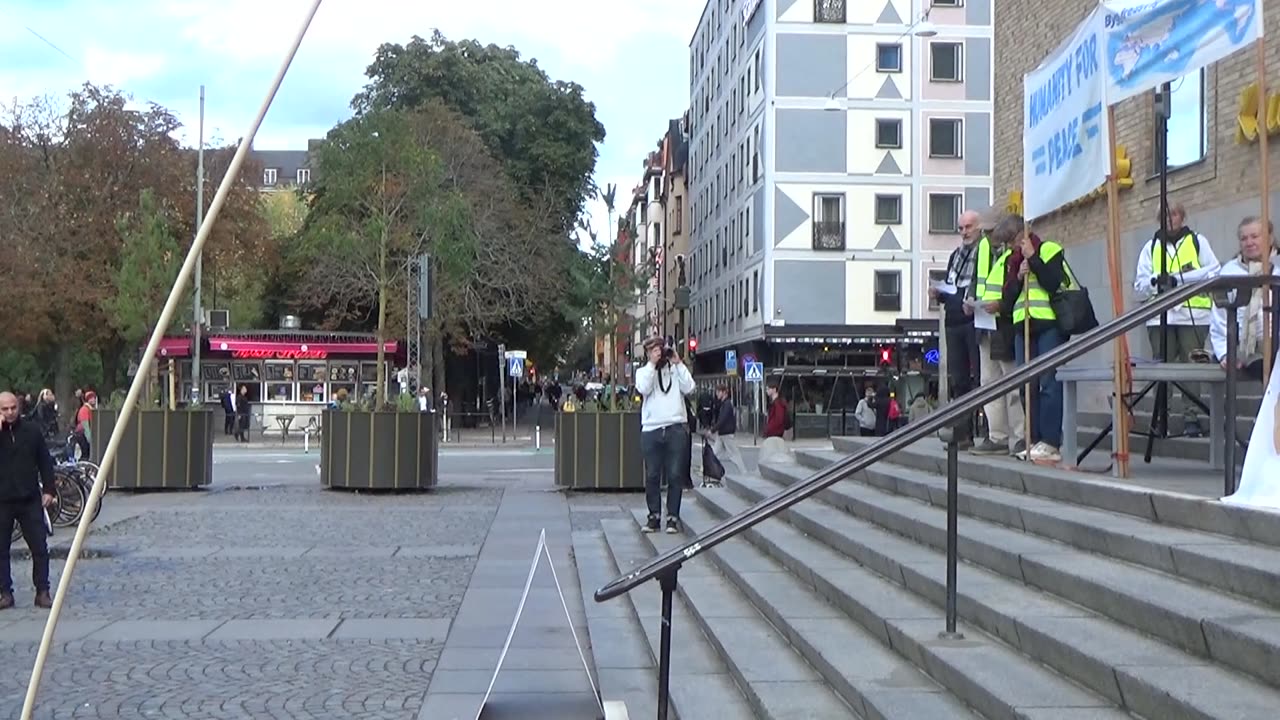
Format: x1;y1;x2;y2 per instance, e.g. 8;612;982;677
876;43;902;73
1164;69;1208;169
875;119;903;149
932;0;963;6
927;269;949;310
263;168;278;185
929;118;963;158
927;193;963;234
874;270;903;312
296;168;311;185
930;42;964;82
812;193;846;250
752;270;759;312
674;196;683;233
814;0;846;23
874;194;902;225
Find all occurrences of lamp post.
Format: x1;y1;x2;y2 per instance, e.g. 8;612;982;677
192;85;206;405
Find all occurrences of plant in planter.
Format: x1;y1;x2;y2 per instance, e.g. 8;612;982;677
555;209;656;490
319;394;438;491
90;399;215;491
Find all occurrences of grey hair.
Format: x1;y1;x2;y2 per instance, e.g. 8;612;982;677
990;213;1026;246
1237;215;1280;254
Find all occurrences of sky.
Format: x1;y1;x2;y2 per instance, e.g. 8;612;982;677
0;0;706;247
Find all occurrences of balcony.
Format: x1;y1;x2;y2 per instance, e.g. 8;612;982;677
811;221;846;251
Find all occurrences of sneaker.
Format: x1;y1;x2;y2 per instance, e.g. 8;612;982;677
1029;443;1062;463
970;439;1006;455
0;591;13;610
1015;441;1042;460
665;517;682;534
34;591;52;609
1184;419;1204;438
641;514;660;533
1010;439;1027;457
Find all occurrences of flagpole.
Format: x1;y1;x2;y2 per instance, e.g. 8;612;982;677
1104;107;1132;477
1256;18;1273;388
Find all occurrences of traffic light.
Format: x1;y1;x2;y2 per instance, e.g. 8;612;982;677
688;337;699;353
1114;145;1133;189
878;346;893;367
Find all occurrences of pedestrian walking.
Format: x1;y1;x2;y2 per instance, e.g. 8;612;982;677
0;391;57;610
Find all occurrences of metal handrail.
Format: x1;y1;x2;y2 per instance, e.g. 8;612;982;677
595;274;1279;603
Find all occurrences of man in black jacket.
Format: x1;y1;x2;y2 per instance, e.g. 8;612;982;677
0;391;57;609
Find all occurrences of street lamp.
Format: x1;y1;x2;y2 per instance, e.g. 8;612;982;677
824;11;938;111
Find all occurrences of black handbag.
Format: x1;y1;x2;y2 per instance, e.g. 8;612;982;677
1051;258;1099;338
989;323;1016;361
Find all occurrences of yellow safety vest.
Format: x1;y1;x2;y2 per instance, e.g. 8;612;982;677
1151;234;1212;310
970;235;994;300
981;248;1011;305
1012;241;1075;324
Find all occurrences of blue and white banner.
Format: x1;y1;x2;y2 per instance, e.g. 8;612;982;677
1100;0;1264;104
1023;8;1110;219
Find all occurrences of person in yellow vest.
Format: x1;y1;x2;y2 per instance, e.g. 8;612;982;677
971;213;1027;456
993;214;1072;463
1132;202;1220;436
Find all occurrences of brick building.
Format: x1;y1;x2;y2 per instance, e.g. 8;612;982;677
994;0;1277;365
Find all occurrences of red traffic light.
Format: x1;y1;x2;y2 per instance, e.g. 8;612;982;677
688;337;699;352
879;347;892;365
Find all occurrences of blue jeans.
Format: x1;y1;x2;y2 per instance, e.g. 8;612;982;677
641;425;688;519
1013;325;1065;448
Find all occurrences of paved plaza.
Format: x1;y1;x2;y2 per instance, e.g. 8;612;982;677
0;444;649;719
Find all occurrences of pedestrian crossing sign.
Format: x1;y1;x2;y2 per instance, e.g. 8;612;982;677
508;357;524;378
745;361;764;383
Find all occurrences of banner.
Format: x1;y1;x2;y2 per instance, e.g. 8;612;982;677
1023;8;1111;219
1100;0;1264;104
1223;364;1280;509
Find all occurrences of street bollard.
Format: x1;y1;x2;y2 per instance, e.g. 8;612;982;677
304;429;310;454
535;424;541;451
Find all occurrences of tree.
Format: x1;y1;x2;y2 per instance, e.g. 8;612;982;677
105;190;183;346
354;31;605;233
292;109;446;407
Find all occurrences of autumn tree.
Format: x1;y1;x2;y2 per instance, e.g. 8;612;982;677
105;190;182;345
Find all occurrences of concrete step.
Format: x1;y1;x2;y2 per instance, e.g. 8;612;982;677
628;510;859;719
1069;423;1239;465
705;467;1280;720
792;448;1280;608
634;507;984;720
832;436;1280;545
754;456;1280;690
596;519;755;720
690;482;1132;720
571;529;658;719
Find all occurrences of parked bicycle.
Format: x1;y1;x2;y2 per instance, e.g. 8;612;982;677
10;438;103;544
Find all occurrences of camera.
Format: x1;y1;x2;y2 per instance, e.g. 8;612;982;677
656;345;676;369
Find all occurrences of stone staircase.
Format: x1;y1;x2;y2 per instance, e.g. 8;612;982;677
576;435;1280;719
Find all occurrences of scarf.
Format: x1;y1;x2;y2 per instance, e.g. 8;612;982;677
946;242;979;294
1239;250;1278;361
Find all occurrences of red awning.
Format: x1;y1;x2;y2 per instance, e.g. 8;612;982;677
206;337;397;360
155;337;191;358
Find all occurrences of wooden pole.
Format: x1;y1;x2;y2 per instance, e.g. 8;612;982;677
18;1;326;716
1257;37;1273;388
1104;107;1133;477
1023;219;1034;459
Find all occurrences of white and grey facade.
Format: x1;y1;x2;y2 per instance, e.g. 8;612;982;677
685;0;993;370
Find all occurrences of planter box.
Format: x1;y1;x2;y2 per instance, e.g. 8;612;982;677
320;410;438;491
91;409;215;490
554;412;645;490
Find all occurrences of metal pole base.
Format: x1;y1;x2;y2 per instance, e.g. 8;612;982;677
656;567;679;720
937;630;966;641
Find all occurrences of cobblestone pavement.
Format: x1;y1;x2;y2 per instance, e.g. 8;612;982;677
0;476;503;719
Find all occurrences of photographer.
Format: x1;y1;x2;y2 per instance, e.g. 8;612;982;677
636;337;696;534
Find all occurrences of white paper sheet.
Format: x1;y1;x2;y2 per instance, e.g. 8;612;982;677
973;303;997;331
930;279;957;295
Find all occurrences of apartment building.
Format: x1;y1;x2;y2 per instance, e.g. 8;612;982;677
249;139;319;191
685;0;993;373
662;119;693;348
994;0;1276;364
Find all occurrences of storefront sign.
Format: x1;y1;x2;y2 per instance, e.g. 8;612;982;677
231;349;329;360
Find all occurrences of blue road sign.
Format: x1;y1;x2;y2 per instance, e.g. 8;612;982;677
508;357;524;378
725;350;738;375
745;361;764;383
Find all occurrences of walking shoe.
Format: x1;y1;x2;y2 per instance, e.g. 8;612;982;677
1184;419;1204;438
665;517;682;534
1029;443;1062;464
969;439;1006;455
1015;441;1042;460
641;514;660;533
1010;440;1027;457
0;592;13;610
34;591;52;609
